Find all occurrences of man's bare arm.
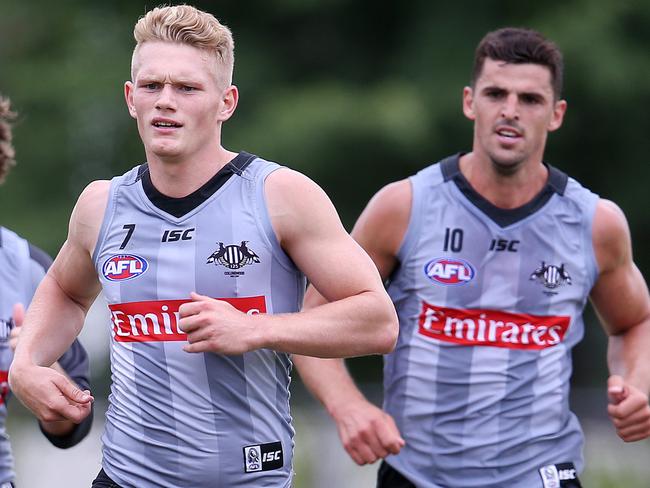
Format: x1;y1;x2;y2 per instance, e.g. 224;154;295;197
590;199;650;442
179;169;400;357
293;179;411;464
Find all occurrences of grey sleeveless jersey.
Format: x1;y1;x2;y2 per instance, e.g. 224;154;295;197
384;155;599;488
93;153;305;488
0;227;91;484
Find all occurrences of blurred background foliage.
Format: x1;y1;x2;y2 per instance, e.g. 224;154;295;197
1;0;649;405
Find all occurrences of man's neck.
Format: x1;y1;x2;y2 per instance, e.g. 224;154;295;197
145;147;239;198
458;152;549;209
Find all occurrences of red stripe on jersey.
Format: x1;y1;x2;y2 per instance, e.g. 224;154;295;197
109;296;267;343
418;301;570;350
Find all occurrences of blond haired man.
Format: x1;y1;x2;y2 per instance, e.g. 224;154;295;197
9;6;397;488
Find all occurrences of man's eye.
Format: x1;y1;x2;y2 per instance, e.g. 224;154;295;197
521;95;541;105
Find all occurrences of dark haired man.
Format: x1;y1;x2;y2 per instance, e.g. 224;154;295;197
294;27;650;487
0;95;92;487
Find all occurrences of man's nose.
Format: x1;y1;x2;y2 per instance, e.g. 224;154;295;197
155;84;177;110
500;93;519;120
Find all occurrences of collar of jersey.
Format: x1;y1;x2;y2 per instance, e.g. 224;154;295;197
440;153;568;228
136;152;257;218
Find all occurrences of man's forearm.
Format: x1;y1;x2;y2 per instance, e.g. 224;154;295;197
13;274;88;368
261;290;397;357
293;355;366;415
608;319;650;393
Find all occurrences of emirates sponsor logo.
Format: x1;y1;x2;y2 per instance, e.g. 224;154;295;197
109;296;266;342
418;301;570;350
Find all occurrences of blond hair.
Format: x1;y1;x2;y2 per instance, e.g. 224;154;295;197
0;96;16;184
132;5;235;87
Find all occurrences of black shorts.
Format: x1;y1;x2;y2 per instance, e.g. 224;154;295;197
376;461;416;488
376;461;583;487
91;469;123;488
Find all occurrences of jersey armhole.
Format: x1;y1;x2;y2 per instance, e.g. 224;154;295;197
585;194;600;291
92;177;120;267
253;164;302;274
394;177;420;266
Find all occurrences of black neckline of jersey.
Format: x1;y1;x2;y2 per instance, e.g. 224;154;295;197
137;151;257;218
440;153;568;227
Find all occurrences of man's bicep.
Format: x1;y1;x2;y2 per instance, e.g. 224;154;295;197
350;179;412;281
27;243;53;298
46;180;109;307
267;170;384;302
591;262;650;335
48;239;101;309
591;199;650;334
288;203;382;302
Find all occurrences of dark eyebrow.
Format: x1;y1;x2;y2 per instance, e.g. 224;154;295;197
481;86;506;95
519;91;547;103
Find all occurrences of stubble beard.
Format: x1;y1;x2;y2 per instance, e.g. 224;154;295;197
488;151;526;177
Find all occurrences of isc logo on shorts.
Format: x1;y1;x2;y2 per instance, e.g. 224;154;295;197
243;441;283;473
539;462;579;488
102;254;148;281
424;257;475;285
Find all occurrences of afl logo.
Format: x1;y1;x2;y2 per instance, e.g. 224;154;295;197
424;257;475;286
103;254;148;282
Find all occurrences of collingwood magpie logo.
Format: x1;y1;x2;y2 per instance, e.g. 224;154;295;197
207;241;261;270
530;262;571;294
245;446;261;472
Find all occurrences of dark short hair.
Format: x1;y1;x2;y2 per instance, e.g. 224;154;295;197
472;27;564;98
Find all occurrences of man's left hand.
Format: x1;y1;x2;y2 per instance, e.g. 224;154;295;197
607;374;650;442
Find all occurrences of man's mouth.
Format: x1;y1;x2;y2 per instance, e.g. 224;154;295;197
152;119;182;128
496;127;521;138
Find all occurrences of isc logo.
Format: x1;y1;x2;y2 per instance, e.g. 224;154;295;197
424;257;475;285
243;441;283;473
263;451;281;462
103;254;148;282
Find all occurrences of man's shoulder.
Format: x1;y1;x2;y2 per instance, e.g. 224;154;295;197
76;179;112;209
548;165;598;199
0;227;52;270
0;226;30;253
411;153;459;186
0;225;23;248
0;226;27;264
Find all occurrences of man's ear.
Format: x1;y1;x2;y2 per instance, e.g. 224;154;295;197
218;85;239;122
125;81;137;119
462;86;476;121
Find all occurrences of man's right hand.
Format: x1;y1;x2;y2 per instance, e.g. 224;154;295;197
331;398;405;465
8;363;93;424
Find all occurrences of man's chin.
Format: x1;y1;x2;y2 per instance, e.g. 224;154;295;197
149;144;183;161
489;155;525;176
